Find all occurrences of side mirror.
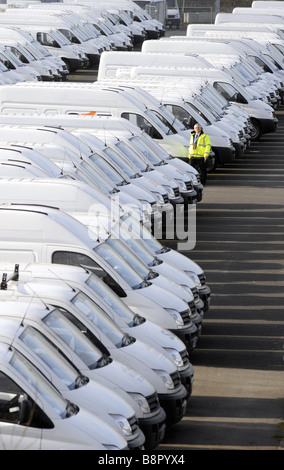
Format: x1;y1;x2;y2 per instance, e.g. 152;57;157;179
19;394;33;425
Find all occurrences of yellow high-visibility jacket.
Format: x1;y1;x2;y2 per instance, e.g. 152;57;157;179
188;131;211;159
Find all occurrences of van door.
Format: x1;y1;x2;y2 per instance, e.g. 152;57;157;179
0;369;51;450
50;249;127;297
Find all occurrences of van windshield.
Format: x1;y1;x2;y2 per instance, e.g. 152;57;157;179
43;308;106;370
129;136;163;166
86;273;138;326
89;152;129;186
116;141;150;172
71;291;127;347
20;325;87;391
94;242;144;289
103;146;138;178
145;109;177;135
11;350;71;418
105;238;151;280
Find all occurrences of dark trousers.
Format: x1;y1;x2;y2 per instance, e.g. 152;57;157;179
189;157;207;185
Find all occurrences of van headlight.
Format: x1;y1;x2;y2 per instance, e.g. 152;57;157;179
129;393;151;414
154;369;174;389
164;308;184;327
186;272;201;287
176;179;187;191
164;186;175;199
152;192;165;206
163;348;184;367
110;414;133;436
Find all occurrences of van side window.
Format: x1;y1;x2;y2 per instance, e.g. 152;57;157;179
121;112;163;139
0;53;13;70
7;47;28;64
0;371;53;428
37;33;59;48
163;104;196;129
52;251;126;297
52;251;103;274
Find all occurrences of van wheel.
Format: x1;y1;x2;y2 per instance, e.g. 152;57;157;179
250;119;262;141
206;153;217;172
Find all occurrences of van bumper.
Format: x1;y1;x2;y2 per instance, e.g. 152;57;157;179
64;58;86;72
179;363;194;397
169;323;199;352
139;407;167;450
233;141;247;159
215;146;235;164
198;284;211;312
127;427;146;450
158;385;188;425
87;53;101;66
180;188;198;205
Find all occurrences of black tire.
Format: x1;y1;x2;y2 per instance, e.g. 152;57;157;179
250;118;262;141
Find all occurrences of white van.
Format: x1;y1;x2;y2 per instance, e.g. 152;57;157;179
0;205;197;349
0;260;195;392
0;159;52;177
28;2;131;50
252;0;284;7
0;111;203;196
0;81;193;161
0;38;57;81
0;340;127;450
215;12;284;25
13;23;89;72
163;36;284;91
186;22;284;37
0;166;209;307
100;75;247;158
0;10;102;65
0;43;40;81
64;0;148;44
0;125;172;227
97;49;277;128
0;296;167;447
0;198;202;332
125;65;278;141
4;278;189;426
0;145;67;179
0;26;70;79
141;38;281;105
0;317;145;449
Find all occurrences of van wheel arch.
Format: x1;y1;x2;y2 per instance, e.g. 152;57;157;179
250;118;262;141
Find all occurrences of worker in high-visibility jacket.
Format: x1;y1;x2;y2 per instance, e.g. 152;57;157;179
188;123;211;186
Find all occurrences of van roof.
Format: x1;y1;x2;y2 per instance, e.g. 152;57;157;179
0;204;99;247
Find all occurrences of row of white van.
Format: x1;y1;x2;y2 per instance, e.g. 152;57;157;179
0;105;212;449
93;26;284;171
0;0;164;79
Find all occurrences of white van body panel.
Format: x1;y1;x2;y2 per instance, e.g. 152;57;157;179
215;12;284;25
